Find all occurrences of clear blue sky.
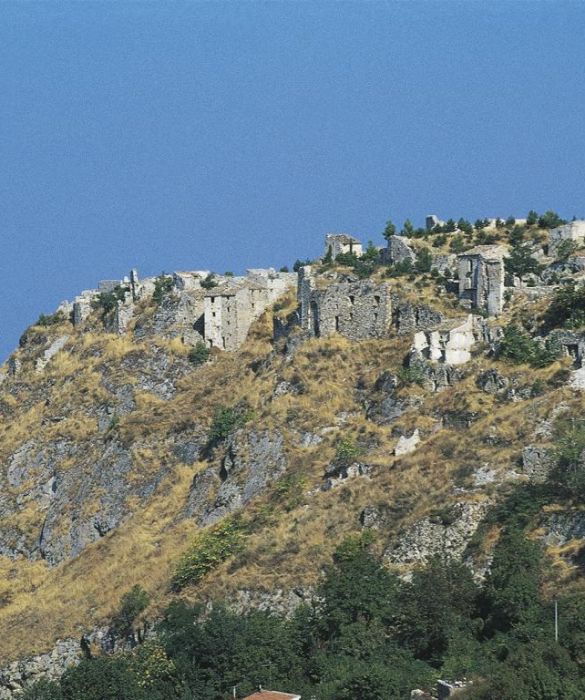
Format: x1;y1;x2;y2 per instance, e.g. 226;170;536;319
2;1;585;361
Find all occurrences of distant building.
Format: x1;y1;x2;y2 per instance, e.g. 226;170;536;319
241;691;301;700
457;245;506;317
324;233;363;260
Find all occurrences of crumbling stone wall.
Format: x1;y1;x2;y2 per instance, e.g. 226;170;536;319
324;233;363;260
458;245;506;316
412;316;475;365
549;220;585;256
298;267;392;340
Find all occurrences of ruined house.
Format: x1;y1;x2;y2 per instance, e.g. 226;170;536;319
297;266;391;340
324;233;363;260
412;316;475;365
549;220;585;257
203;269;296;351
457;245;506;316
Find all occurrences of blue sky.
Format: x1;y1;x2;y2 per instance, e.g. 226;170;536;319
2;1;585;361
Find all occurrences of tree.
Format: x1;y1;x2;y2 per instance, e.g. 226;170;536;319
383;219;396;241
188;342;211;366
504;243;541;278
415;247;433;273
483;529;543;634
538;210;565;229
457;218;473;236
449;235;466;254
543;283;585;330
526;210;538;226
399;557;479;666
112;585;150;637
59;658;144;700
402;219;414;237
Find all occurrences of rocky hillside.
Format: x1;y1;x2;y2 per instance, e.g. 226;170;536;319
2;213;585;695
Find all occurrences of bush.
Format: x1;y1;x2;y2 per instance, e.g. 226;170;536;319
152;275;173;304
94;285;130;314
200;274;218;290
112;585;150;637
36;311;66;327
188;342;210;366
293;258;313;272
504;244;541;278
555;239;578;261
415;247;432;273
208;404;252;446
543;283;585;330
172;517;245;591
538;210;565;229
398;364;426;386
498;325;559;367
335;436;362;465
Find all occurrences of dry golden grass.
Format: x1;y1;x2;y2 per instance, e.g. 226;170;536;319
0;278;583;664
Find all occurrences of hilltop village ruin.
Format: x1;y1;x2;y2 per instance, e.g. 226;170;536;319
6;213;585;379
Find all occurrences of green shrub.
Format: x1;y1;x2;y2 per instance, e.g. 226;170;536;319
538;210;565;229
504;243;541;278
335;436;363;465
273;474;307;511
112;584;150;636
543;283;585;330
398;364;426;386
415;247;432;273
498;325;559;367
188;342;210;366
556;239;578;261
36;311;66;327
208;404;252;446
172;517;245;591
152;275;173;304
94;285;129;314
200;274;218;290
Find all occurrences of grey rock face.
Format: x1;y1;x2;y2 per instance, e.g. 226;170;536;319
522;445;554;482
476;369;509;394
384;502;489;568
323;461;371;490
542;511;585;546
185;430;287;525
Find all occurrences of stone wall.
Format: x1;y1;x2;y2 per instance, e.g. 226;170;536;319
324;233;363;260
457;245;506;316
412;316;475;365
298;267;392;340
549;220;585;256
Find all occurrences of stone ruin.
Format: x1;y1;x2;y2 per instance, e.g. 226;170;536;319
297;266;392;340
59;268;297;352
549;220;585;257
412;315;475;365
457;245;506;317
203;269;296;351
324;233;363;260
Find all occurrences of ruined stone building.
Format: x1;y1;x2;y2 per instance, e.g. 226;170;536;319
203;269;296;351
549;220;585;256
297;266;392;340
412;316;475;365
457;245;506;316
324;233;363;261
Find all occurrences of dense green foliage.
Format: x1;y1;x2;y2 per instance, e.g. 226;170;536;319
152;276;174;304
543;283;585;330
188;342;211;366
498;324;560;367
23;525;585;699
207;404;252;447
94;285;130;314
171;517;246;592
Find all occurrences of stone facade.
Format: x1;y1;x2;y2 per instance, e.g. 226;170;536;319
457;245;506;316
412;316;475;365
426;214;445;231
385;235;416;265
549;220;585;256
204;269;296;351
297;267;392;340
324;233;363;260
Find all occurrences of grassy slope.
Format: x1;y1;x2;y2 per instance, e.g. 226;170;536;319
0;266;583;663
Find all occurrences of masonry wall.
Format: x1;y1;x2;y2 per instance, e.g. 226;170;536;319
299;271;392;340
